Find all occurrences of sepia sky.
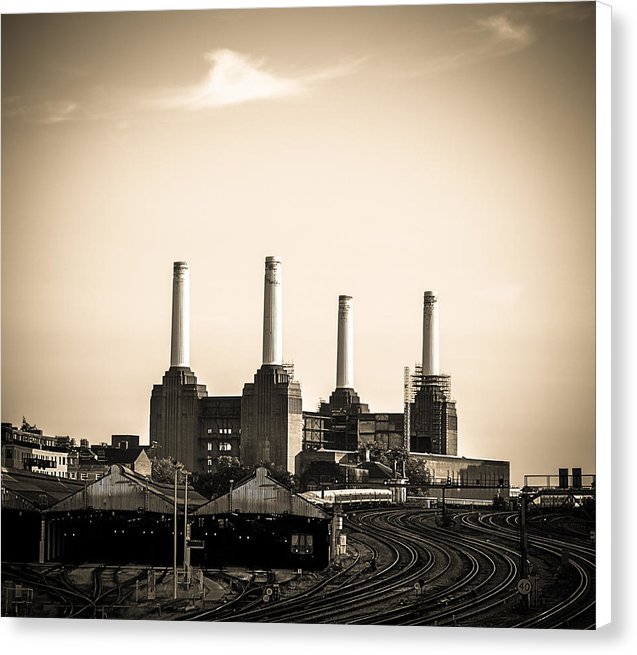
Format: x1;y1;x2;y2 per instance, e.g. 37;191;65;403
1;1;597;484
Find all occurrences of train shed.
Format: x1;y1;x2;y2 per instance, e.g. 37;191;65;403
191;466;331;570
1;467;83;562
43;465;207;565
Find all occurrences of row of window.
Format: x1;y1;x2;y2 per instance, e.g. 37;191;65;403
38;470;93;479
207;442;232;452
4;449;68;466
68;471;101;481
206;428;234;435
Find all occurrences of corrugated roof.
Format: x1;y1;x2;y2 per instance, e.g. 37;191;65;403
47;465;207;513
194;466;329;519
1;467;83;510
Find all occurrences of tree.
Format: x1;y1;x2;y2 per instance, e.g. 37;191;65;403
405;456;431;486
360;441;384;462
263;462;298;489
384;448;408;475
358;443;413;475
191;459;298;498
192;456;250;499
151;457;188;484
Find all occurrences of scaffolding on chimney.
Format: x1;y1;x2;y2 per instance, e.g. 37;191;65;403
409;364;454;454
282;361;295;380
403;366;413;455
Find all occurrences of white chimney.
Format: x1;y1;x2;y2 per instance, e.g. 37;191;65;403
262;256;282;365
170;261;190;368
336;295;354;388
422;291;440;375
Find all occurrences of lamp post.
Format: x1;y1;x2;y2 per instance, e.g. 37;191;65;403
173;461;183;600
183;470;190;587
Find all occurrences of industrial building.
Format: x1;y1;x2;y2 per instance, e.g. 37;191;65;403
1;257;508;572
1;464;206;565
191;466;331;570
1;463;334;569
148;258;509;495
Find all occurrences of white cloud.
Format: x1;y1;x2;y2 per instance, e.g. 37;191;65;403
155;49;361;110
3;49;363;126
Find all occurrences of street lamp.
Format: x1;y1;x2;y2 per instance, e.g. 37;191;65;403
173;461;184;600
183;470;190;587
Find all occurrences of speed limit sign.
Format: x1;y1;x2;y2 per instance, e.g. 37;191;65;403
517;578;532;596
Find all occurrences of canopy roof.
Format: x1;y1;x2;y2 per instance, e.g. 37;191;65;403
194;466;329;519
1;467;83;510
47;465;207;514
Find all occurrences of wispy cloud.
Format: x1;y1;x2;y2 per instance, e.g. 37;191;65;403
153;49;362;110
476;14;534;50
41;100;79;124
410;13;536;77
3;49;364;127
3;97;79;124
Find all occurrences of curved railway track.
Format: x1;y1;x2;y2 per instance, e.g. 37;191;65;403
465;511;596;629
183;507;594;628
2;563;149;619
3;507;594;628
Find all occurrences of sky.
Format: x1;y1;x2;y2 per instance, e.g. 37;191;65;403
1;1;597;485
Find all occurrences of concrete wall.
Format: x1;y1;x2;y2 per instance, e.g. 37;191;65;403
410;453;510;501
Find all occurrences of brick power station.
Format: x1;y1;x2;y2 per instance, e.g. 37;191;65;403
150;258;506;492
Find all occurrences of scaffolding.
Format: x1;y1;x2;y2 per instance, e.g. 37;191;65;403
282;361;295;381
409;364;456;455
403;366;413;454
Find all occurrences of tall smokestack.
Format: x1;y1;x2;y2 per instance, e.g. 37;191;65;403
422;291;440;375
336;295;354;389
262;256;282;366
170;261;190;368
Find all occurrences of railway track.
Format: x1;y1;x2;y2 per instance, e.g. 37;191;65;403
2;564;147;619
3;507;595;628
467;511;596;629
184;507;594;627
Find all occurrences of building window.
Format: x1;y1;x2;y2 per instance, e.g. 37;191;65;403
207;442;213;451
207;458;213;466
219;442;232;452
80;473;88;480
207;428;213;434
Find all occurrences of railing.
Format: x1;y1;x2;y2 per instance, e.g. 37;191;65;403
523;473;595;490
24;458;57;469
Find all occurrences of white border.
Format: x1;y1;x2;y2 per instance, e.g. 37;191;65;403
595;0;612;629
0;0;627;651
